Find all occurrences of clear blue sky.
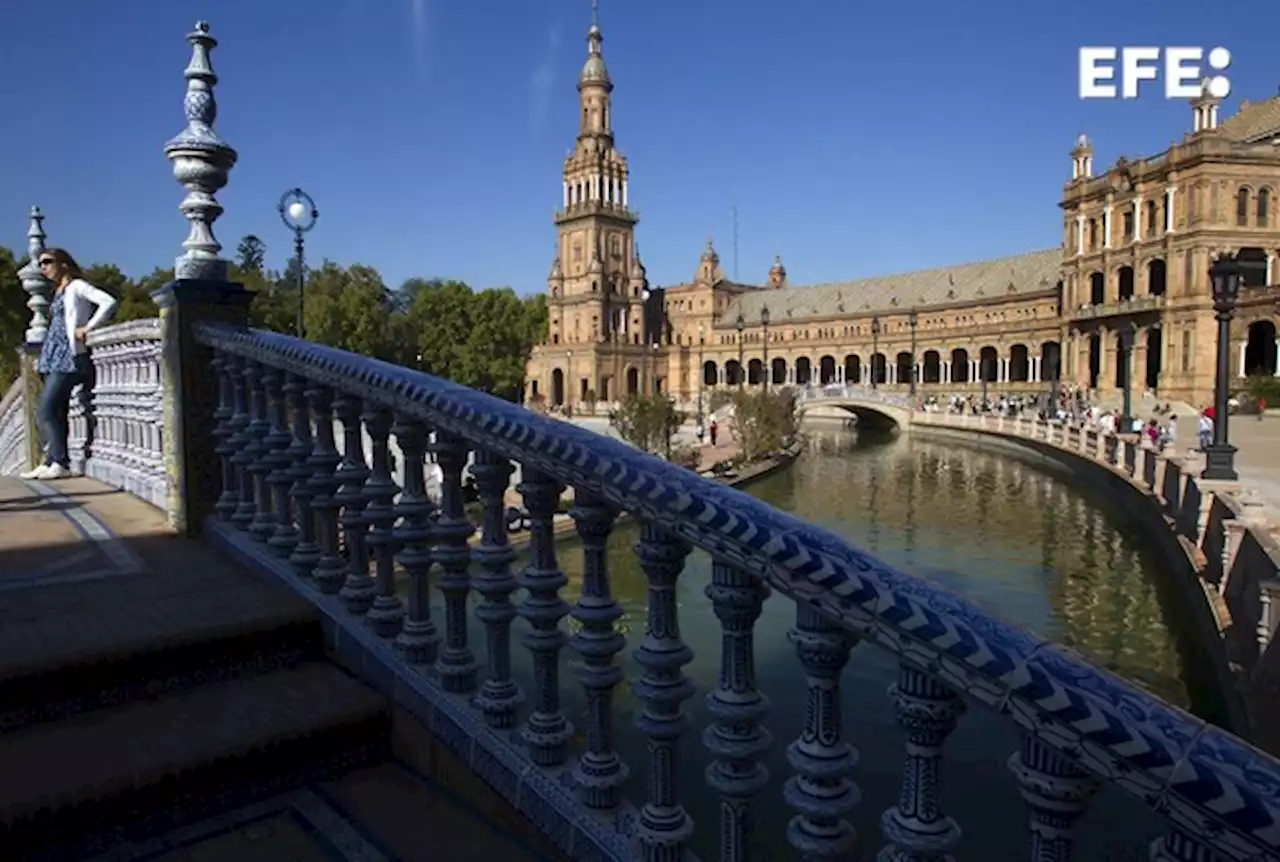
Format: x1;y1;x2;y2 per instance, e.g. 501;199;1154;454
0;0;1267;294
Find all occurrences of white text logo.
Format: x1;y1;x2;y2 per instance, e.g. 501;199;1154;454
1078;47;1231;100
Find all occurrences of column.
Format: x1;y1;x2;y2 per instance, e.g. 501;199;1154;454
942;360;951;384
1102;205;1112;248
1274;338;1280;377
1165;187;1176;233
563;181;569;208
622;181;628;208
154;21;254;536
1238;342;1247;378
1075;215;1085;256
1031;357;1041;382
1134;196;1143;241
1266;251;1274;286
970;359;978;382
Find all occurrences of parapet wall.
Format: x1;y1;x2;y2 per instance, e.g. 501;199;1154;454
913;412;1280;752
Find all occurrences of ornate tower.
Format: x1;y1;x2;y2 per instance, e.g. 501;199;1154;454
551;0;640;345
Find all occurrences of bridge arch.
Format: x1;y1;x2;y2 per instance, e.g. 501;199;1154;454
950;348;970;383
770;357;787;385
795;386;913;430
819;355;837;385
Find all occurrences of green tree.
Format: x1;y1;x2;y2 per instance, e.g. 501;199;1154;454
303;262;394;358
457;287;539;400
609;392;685;459
0;247;25;385
111;266;171;323
729;387;798;463
236;235;266;276
399;278;476;380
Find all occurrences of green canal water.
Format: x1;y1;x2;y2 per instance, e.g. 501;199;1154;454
410;427;1218;860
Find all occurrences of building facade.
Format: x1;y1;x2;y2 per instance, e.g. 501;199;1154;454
525;12;1280;411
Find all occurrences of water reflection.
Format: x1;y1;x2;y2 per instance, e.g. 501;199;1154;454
409;428;1211;861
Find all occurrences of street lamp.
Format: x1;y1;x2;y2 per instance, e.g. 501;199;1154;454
1118;322;1137;432
761;305;771;391
736;312;746;391
697;323;706;427
1203;253;1242;481
908;308;919;397
870;316;882;389
278;188;318;339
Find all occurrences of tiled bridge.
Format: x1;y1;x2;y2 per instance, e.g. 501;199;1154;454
5;19;1280;862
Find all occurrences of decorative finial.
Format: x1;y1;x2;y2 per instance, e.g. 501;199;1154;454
164;20;239;282
591;0;599;27
18;206;51;346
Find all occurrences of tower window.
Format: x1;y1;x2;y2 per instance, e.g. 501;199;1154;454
1259;188;1271;227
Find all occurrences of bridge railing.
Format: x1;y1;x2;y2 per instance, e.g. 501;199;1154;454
914;410;1280;746
795;383;913;410
0;375;27;476
66;318;168;509
184;320;1280;862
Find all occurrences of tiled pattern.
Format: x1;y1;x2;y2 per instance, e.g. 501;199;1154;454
193;322;1280;861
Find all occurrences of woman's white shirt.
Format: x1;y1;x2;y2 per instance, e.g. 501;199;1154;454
61;278;119;355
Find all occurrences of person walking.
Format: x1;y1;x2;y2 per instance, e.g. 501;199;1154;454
20;249;117;480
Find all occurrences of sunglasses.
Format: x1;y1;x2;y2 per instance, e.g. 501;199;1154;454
38;258;55;267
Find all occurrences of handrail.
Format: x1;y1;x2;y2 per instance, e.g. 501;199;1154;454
194;321;1280;860
0;375;27;476
796;384;913;409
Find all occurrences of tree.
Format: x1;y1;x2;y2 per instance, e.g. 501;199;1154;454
609;392;685;459
236;235;266;276
0;247;25;385
729;387;797;463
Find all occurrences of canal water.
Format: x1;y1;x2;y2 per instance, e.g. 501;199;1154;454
421;427;1220;860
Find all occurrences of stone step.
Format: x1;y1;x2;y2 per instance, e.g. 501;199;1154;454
0;575;320;734
0;660;390;859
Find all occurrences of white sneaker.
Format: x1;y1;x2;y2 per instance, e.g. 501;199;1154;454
41;464;72;480
19;465;50;480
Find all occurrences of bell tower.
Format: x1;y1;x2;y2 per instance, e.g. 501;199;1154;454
551;0;640;345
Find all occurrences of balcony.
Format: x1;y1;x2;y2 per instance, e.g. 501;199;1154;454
1069;294;1165;321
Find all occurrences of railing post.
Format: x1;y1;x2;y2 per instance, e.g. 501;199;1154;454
152;20;248;535
17;206;50;472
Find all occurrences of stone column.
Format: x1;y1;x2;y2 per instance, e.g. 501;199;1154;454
17;207;51;470
1237;342;1247;378
153;21;253;536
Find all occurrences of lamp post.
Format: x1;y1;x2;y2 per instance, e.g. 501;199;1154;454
1203;253;1242;481
908;308;919;397
871;316;882;389
697;323;706;427
278;188;318;339
761;304;771;391
1118;322;1136;432
736;312;745;391
980;355;990;406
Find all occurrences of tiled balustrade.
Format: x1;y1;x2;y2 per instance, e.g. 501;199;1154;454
161;321;1278;862
65;319;167;508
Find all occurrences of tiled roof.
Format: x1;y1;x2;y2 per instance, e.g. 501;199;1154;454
1220;96;1280;144
721;249;1062;325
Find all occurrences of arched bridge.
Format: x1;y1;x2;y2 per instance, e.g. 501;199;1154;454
794;384;915;429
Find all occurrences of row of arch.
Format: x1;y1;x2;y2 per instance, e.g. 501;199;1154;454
703;343;1062;387
1085;260;1166;305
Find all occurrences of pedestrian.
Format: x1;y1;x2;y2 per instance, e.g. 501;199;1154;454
1259;396;1267;421
1197;409;1213;453
709;419;718;447
19;248;117;481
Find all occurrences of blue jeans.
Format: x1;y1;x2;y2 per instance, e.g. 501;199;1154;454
38;356;88;468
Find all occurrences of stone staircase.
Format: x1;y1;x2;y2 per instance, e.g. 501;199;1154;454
0;524;554;862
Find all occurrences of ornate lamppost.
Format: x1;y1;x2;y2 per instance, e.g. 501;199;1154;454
1118;322;1137;432
735;312;746;391
908;307;919;397
278;188;318;338
761;304;771;391
1203;253;1242;481
697;323;706;427
871;316;882;389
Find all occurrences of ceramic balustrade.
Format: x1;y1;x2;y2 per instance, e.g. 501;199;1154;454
0;376;27;476
183;322;1280;862
63;319;167;507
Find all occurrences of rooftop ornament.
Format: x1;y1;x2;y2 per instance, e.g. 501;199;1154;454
164;21;237;282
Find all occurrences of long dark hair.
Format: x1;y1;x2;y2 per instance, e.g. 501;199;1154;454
40;247;84;282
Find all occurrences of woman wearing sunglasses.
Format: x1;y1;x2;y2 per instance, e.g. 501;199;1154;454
20;248;118;480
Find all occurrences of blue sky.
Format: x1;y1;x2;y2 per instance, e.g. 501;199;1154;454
0;0;1266;294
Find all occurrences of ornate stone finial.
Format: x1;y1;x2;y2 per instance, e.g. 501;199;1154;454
18;206;51;345
164;21;239;282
